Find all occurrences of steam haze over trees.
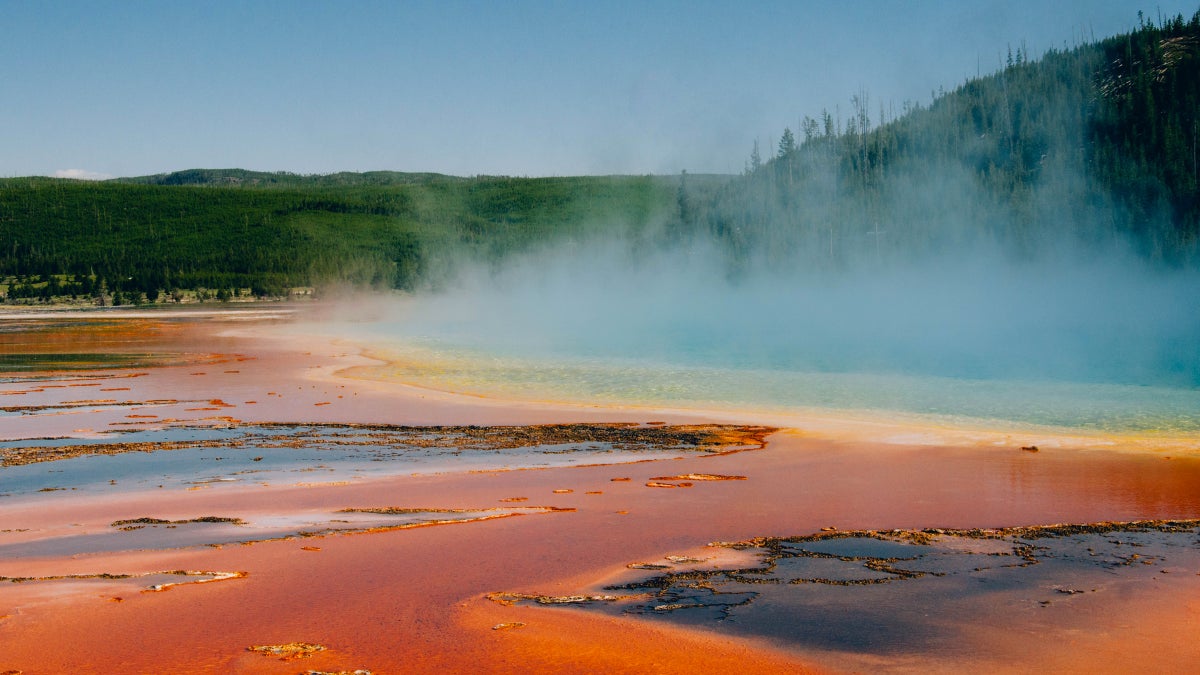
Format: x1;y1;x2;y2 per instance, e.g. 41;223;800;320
691;11;1200;272
1;9;1198;307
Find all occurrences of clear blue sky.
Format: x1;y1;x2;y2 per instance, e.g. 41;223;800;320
2;1;1194;178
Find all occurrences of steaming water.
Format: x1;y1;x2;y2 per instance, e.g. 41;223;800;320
337;249;1200;436
359;335;1200;434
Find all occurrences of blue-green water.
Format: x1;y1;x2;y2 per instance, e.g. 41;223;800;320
332;256;1200;435
0;424;706;498
361;335;1200;434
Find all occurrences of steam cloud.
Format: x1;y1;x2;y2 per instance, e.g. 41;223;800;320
344;82;1200;431
392;238;1200;388
52;168;113;181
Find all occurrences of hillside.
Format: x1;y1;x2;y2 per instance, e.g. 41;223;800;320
0;173;704;303
114;168;464;188
2;10;1197;304
694;10;1200;272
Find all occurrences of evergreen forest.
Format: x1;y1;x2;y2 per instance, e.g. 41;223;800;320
2;10;1197;304
694;10;1200;273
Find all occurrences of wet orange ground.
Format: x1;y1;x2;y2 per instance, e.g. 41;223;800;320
2;307;1200;673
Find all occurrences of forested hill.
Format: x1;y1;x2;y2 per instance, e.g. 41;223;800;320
116;168;462;188
692;10;1200;270
2;11;1198;305
0;173;698;303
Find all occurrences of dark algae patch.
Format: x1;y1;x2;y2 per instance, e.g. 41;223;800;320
0;423;774;498
0;352;184;372
497;519;1200;657
0;570;245;592
110;516;247;530
1;507;572;559
0;422;773;468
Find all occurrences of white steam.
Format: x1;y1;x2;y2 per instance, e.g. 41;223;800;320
389;240;1200;389
52;168;113;181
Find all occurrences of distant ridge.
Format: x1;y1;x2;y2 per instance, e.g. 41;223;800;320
115;168;464;188
113;168;731;186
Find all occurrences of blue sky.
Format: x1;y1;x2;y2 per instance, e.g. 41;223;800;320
2;1;1195;178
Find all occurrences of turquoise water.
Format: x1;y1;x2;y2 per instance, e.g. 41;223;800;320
361;334;1200;435
344;257;1200;435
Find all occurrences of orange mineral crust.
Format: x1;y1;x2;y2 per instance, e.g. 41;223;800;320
0;307;684;444
4;435;1200;673
3;307;1200;674
0;450;822;673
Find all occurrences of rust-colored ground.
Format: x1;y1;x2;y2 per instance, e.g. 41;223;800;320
2;307;1199;674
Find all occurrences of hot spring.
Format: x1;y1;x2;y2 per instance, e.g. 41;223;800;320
312;245;1200;436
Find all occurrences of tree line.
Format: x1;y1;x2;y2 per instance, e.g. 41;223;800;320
0;173;680;304
4;10;1196;303
672;10;1200;273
